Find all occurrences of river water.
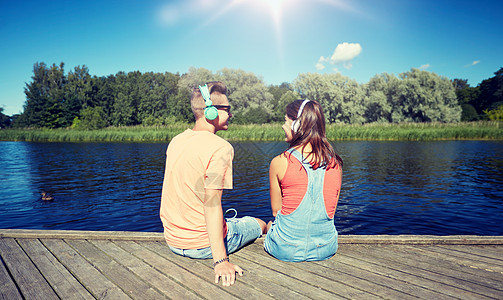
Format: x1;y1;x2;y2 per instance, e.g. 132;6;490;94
0;140;502;235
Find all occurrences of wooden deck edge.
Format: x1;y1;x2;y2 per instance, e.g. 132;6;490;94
1;229;503;245
0;229;165;241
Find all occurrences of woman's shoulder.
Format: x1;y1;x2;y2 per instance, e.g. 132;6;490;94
270;152;290;169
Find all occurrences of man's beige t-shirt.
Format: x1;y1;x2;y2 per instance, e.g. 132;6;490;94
160;129;233;249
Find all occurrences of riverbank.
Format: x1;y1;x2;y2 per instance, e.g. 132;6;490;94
0;122;501;142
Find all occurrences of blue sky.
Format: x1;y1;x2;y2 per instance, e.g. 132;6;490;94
1;0;502;116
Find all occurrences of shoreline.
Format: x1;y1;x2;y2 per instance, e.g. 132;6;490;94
1;121;501;142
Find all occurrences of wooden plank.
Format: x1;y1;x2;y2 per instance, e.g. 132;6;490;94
392;245;503;290
0;238;58;299
65;239;165;299
118;240;237;300
41;238;131;299
237;244;371;299
340;244;503;299
142;241;276;299
0;229;164;241
338;235;503;245
318;249;459;299
242;242;415;299
143;240;304;299
425;245;503;273
90;239;201;299
16;238;94;300
140;241;276;300
228;254;313;299
187;247;338;299
2;229;503;244
2;231;503;300
385;245;503;287
0;251;23;300
444;245;503;260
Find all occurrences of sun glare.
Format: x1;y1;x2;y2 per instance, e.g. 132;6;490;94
259;0;287;19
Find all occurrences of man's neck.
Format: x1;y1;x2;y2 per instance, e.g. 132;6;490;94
193;119;216;133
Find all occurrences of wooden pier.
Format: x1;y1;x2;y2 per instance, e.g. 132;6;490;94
1;229;502;299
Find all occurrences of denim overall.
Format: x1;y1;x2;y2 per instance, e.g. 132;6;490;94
264;148;338;262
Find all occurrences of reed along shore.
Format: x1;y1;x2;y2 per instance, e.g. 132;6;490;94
0;122;501;142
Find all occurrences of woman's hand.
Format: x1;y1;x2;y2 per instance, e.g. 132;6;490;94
214;261;243;286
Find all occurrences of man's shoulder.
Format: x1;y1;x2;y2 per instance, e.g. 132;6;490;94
171;130;232;151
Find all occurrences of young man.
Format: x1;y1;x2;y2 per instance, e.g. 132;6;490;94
160;81;267;286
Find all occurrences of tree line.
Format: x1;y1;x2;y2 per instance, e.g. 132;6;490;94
1;62;502;129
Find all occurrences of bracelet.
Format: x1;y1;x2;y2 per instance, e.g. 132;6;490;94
213;257;229;267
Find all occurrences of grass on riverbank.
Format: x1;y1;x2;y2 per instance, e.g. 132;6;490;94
0;122;501;142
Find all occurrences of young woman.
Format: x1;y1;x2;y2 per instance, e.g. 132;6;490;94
264;99;343;262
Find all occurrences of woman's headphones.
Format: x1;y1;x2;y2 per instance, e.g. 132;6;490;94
198;84;219;120
291;99;310;132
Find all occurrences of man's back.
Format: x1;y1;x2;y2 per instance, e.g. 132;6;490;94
160;129;234;249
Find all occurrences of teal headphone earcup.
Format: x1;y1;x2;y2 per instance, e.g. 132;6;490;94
204;106;219;120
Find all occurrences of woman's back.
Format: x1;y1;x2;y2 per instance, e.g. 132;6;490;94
280;150;341;218
264;148;341;262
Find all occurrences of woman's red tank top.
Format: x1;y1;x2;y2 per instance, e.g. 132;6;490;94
280;155;341;218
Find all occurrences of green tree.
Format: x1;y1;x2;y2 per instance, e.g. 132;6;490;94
293;73;338;122
63;65;92;126
0;107;11;128
138;72;181;124
178;67;274;123
484;104;503;121
395;68;461;122
168;86;193;123
22;62;67;128
75;106;108;129
228;83;274;123
294;73;365;124
452;78;481;121
461;104;479;121
272;90;300;121
110;71;141;126
363;73;396;122
268;82;293;122
216;68;274;123
177;67;213;94
93;75;115;124
476;67;503;114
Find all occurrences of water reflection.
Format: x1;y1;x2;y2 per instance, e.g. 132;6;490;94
0;140;502;235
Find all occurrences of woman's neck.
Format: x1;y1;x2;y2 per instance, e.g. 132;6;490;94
293;143;312;156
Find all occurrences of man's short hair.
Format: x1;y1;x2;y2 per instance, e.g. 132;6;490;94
191;81;228;119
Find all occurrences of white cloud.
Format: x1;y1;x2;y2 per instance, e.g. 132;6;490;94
419;64;430;70
464;60;481;68
315;42;362;71
330;42;362;65
316;56;327;70
315;63;326;70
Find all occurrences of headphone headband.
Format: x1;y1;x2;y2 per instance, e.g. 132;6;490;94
198;84;218;120
199;84;212;106
296;99;310;118
291;99;310;132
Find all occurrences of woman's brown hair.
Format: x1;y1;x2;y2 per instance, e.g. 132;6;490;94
286;100;343;169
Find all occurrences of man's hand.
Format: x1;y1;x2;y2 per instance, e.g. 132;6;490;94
214;261;243;286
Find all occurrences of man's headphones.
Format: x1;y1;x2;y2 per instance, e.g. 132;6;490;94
291;99;310;132
198;84;219;120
